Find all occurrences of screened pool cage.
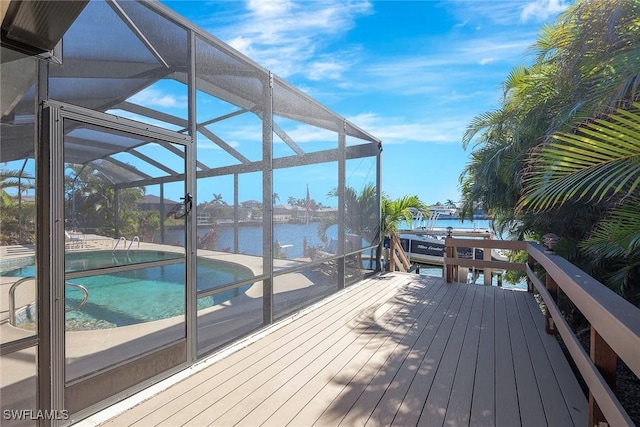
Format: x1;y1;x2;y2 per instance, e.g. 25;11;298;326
0;0;382;423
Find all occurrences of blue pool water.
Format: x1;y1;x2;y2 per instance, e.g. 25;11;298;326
6;251;253;330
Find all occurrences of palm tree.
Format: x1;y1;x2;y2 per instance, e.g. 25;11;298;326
519;102;640;301
529;0;640;132
379;195;428;271
212;193;225;204
380;195;427;238
318;184;378;246
317;184;426;270
460;0;640;303
0;169;36;244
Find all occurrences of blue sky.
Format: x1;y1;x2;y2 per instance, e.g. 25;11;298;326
161;0;570;206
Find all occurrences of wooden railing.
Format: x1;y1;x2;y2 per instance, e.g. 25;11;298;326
387;231;410;272
444;237;640;427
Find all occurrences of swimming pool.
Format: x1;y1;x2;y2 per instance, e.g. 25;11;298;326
6;251;254;330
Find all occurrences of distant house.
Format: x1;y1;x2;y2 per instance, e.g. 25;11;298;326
241;200;262;210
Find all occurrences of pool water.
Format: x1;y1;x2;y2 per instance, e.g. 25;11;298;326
8;251;253;330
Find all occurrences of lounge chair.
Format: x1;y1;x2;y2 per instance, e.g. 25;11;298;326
65;230;86;249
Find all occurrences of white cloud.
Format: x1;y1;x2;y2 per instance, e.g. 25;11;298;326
343;33;531;97
521;0;570;22
227;36;252;54
128;88;187;109
106;109;183;132
247;0;292;16
205;0;372;79
479;58;495;65
347;112;468;145
307;60;348;81
448;1;567;28
448;1;529;26
283;124;337;143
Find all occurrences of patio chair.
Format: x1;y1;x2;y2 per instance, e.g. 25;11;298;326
65;230;86;249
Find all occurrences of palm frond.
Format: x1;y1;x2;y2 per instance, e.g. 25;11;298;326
580;199;640;259
519;102;640;212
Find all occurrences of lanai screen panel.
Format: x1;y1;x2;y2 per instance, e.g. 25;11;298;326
195;34;267;116
48;0;189;131
0;48;38;162
194;33;267;298
272;76;341;135
345;154;379;284
0;47;39;420
345;135;381;249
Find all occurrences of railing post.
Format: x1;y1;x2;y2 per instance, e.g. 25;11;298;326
483;239;491;286
526;253;535;293
445;237;454;283
453;245;458;282
545;273;558;335
389;234;396;272
391;232;410;272
589;327;617;427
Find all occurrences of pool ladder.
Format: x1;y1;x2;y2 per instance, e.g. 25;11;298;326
112;236;140;255
126;236;140;255
112;236;127;252
8;277;89;326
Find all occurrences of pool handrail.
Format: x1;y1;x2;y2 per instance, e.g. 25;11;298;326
126;236;140;255
112;236;127;252
65;282;90;313
8;276;36;326
8;278;89;326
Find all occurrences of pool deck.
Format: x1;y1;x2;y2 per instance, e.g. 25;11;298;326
1;238;306;326
83;272;587;427
1;239;330;417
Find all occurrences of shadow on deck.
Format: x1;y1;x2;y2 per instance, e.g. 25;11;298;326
87;272;587;427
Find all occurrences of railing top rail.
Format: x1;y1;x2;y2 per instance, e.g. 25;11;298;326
526;242;640;378
444;237;526;251
404;229;493;238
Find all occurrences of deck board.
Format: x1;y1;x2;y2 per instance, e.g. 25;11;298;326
523;296;587;426
339;280;459;427
494;286;521;427
442;285;484;427
165;276;406;427
219;278;428;426
506;289;548;427
391;284;469;426
470;284;496;427
417;283;477;427
94;273;588;427
515;288;575;427
295;278;453;426
305;279;443;427
368;282;466;426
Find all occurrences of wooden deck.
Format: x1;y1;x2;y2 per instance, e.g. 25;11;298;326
95;272;587;427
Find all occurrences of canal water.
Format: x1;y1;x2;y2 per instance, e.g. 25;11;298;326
166;218;525;288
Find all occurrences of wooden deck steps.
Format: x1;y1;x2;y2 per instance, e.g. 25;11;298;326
96;273;587;427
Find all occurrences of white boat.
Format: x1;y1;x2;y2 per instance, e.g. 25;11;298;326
396;211;507;266
397;233;506;266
